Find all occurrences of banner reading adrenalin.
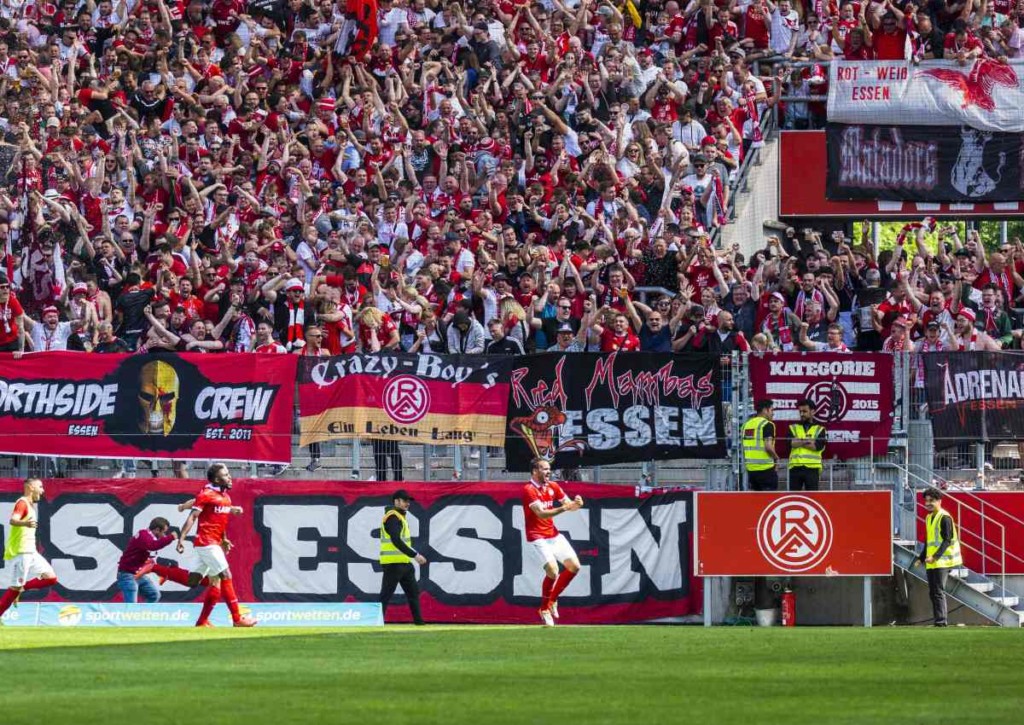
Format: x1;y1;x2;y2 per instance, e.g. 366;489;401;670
504;352;725;471
826;124;1024;203
0;478;700;624
0;352;295;464
298;353;512;447
923;352;1024;448
749;352;894;460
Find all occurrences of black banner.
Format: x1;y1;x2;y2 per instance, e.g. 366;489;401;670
504;352;726;471
825;124;1024;202
923;352;1024;448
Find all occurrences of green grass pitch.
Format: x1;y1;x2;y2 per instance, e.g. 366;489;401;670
1;626;1021;724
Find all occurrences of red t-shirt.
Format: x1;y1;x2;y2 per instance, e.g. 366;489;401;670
599;328;640;352
872;28;907;60
0;295;25;347
192;485;233;547
522;480;567;542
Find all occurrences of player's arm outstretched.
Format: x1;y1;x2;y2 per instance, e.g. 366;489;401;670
176;509;201;554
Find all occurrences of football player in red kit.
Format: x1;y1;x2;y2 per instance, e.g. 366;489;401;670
522;458;584;627
135;463;255;627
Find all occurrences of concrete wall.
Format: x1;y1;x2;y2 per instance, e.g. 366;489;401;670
721;138;781;261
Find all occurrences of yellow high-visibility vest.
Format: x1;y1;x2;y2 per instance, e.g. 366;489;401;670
926;510;963;570
789;423;824;470
379;509;413;565
742;417;775;472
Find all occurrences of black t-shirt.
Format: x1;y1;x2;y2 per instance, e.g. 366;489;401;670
95;337;130;353
640;323;673;352
115;287;156;334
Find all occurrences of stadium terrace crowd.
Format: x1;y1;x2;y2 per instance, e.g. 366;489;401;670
0;0;1020;363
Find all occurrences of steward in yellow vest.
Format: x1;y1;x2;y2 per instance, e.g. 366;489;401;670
379;489;427;625
916;487;963;627
742;399;780;491
788;398;827;491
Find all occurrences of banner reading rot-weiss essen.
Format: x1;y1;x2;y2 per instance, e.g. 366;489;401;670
695;492;893;577
0;352;296;464
827;59;1024;133
298;353;512;447
922;352;1024;449
748;353;894;460
825;124;1024;203
504;352;725;471
0;479;700;624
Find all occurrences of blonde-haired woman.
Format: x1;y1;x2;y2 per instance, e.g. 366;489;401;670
499;296;532;351
387;285;430;351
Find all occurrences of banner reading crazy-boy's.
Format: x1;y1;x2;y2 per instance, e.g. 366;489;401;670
503;352;725;471
0;352;296;463
298;353;512;447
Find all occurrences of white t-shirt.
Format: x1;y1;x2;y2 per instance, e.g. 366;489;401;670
32;321;73;352
770;9;801;55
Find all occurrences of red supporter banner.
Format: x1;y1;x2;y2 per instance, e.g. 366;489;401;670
298;353;512;447
916;492;1024;575
0;479;699;624
695;492;893;577
0;352;295;464
748;352;894;461
779;131;1024;217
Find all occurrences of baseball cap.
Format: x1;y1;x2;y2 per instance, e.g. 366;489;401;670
926;320;940;329
44;189;60;199
284;278;304;292
392;489;415;502
958;307;977;323
42;305;59;316
492;272;510;283
700;135;717;147
557;323;575;334
72;282;88;295
892;315;912;328
271;242;284;253
771;291;786;303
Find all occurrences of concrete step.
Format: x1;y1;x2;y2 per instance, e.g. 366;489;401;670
966;581;996;594
949;568;971;579
991;595;1020;608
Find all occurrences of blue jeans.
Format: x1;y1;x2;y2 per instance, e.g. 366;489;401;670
117;570;161;603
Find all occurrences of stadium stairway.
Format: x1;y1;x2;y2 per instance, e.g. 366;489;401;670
892;540;1024;627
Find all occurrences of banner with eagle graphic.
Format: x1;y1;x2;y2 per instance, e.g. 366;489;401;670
503;353;725;472
827;59;1024;134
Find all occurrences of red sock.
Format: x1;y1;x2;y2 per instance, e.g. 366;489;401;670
153;565;209;587
22;577;57;591
221;578;241;622
0;588;17;617
541;575;555;610
197;585;221;625
549;568;578;603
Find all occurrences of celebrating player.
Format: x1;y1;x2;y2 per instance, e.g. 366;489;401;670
135;463;255;627
522;458;584;627
0;478;58;619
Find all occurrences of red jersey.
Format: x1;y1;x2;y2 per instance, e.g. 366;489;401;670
192;484;233;547
522;479;568;542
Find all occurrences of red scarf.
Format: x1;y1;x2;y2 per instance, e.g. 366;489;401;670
286;298;305;350
958;330;978;351
744;89;763;147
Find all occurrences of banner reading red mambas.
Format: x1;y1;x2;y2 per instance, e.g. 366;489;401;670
298;353;512;447
748;352;894;460
0;479;699;624
0;352;295;463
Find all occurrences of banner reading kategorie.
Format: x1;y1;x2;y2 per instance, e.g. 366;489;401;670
298;353;512;447
826;124;1024;203
827;59;1024;133
748;352;894;460
0;478;699;624
923;351;1024;448
503;352;725;471
0;352;295;463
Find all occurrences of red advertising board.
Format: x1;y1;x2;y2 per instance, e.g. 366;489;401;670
916;492;1024;575
0;352;296;464
695;492;893;576
779;131;1024;218
0;479;700;624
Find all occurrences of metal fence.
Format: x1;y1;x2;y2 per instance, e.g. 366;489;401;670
1;353;1019;494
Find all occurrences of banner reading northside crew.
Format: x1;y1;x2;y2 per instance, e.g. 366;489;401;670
504;352;725;471
0;352;295;463
748;352;894;460
825;124;1024;203
298;353;512;447
923;352;1024;448
827;59;1024;133
0;478;700;625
